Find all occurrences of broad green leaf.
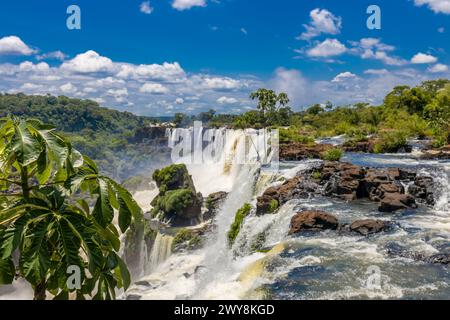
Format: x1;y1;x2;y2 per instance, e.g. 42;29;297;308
0;258;15;285
11;120;42;166
92;179;113;228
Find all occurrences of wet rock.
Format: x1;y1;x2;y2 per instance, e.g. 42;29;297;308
257;161;434;215
385;243;450;265
343;140;375;153
134;280;152;287
425;253;450;265
408;176;435;206
280;143;333;161
126;294;142;300
151;164;203;226
378;193;417;212
349;219;391;235
421;145;450;160
256;176;310;215
204;191;228;221
322;162;366;201
289;211;339;234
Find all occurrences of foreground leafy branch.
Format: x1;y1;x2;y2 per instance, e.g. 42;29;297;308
0;116;142;300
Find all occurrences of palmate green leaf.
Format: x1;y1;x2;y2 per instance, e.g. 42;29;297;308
11;120;42;166
0;258;15;285
62;214;103;274
0;198;51;226
35;150;52;184
108;179;143;223
56;219;83;271
20;219;51;285
115;255;131;290
1;214;28;259
92;179;113;228
118;197;132;233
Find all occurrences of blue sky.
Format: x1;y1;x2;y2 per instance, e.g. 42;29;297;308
1;0;450;116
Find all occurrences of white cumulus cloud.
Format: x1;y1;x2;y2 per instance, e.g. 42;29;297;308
428;63;449;73
139;83;169;94
217;96;238;104
332;72;357;82
0;36;36;55
299;8;342;40
414;0;450;14
411;52;438;64
61;50;114;73
140;1;154;14
307;39;347;57
172;0;206;11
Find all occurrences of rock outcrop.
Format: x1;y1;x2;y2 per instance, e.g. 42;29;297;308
421;145;450;160
280;143;333;161
349;219;391;235
151;164;203;226
343;140;375;153
289;211;339;234
256;162;435;214
203;191;228;221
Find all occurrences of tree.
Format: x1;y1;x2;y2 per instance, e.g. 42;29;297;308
0;116;141;300
173;113;187;128
306;104;325;116
249;89;290;126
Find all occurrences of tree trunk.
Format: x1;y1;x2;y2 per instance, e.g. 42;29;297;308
33;282;46;300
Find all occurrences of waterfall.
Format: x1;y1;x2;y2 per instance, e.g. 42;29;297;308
146;233;174;273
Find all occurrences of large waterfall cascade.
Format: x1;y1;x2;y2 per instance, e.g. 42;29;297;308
123;131;450;300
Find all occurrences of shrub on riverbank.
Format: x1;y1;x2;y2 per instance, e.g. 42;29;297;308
321;148;344;161
373;130;409;153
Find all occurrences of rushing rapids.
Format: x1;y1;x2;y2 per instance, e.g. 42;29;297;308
120;129;450;300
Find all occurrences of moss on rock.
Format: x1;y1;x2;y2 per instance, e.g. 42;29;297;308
227;203;252;247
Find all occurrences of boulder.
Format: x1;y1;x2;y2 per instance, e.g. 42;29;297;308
151;164;203;226
408;176;435;205
343;140;375;153
256;176;310;215
289;211;339;234
378;193;417;212
204;191;228;221
349;219;390;235
280;143;333;161
425;253;450;265
421;145;450;160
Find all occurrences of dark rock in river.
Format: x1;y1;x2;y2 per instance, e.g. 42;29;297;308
349;219;391;235
204;191;228;221
343;140;375;153
425;253;450;265
379;193;417;212
280;143;333;161
421;145;450;160
408;176;436;206
256;161;434;214
151;164;203;226
289;211;339;234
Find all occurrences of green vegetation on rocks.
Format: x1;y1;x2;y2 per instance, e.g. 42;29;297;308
227;203;252;247
172;229;202;252
321;148;344;161
151;164;202;226
268;199;279;213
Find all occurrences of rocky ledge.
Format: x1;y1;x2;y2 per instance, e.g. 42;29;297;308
288;210;391;236
257;161;435;214
421;144;450;160
280;143;333;161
